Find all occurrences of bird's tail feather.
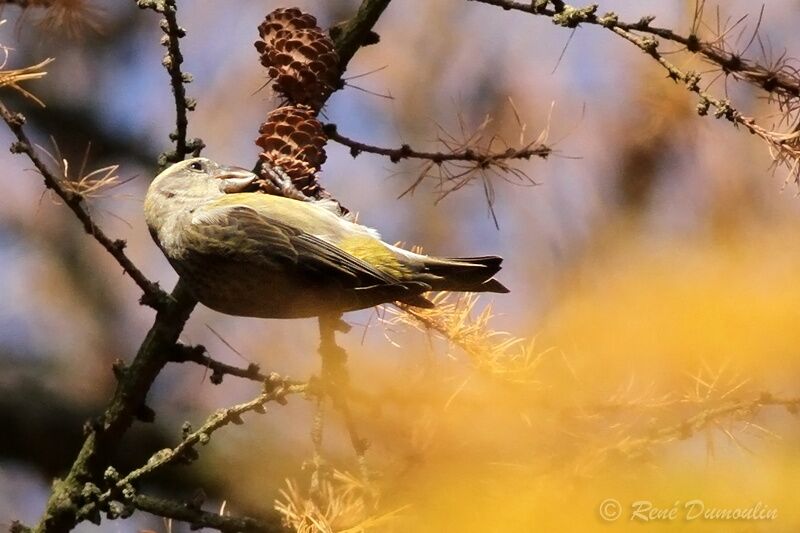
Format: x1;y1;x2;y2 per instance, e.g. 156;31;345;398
420;255;509;294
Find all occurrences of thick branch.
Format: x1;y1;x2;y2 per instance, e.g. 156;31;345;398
0;102;167;310
329;0;392;69
31;1;397;531
34;281;197;533
30;3;210;530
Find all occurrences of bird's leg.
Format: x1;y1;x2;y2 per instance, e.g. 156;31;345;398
272;165;309;201
258;161;310;202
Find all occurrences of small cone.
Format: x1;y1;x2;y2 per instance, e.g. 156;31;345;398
255;8;339;110
255;104;327;196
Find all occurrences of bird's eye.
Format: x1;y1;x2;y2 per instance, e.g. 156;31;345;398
189;161;203;172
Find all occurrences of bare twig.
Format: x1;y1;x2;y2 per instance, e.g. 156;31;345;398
114;377;305;488
597;393;800;463
75;378;303;531
469;0;800;183
137;0;203;167
169;343;269;384
470;0;800;101
0;102;168;309
326;108;551;226
325;122;552;164
612;25;800;182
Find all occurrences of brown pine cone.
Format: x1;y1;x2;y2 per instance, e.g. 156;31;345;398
255;105;327;196
255;8;339;110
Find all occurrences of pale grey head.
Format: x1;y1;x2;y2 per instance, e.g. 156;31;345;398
149;157;256;200
144;157;257;239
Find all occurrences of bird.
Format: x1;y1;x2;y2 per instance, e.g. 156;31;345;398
144;157;509;319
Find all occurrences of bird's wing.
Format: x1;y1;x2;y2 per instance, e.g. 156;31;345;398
185;203;401;289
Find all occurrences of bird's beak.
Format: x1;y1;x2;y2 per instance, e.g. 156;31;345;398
216;166;257;193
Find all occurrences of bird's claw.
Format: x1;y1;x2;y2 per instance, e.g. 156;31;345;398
259;162;310;202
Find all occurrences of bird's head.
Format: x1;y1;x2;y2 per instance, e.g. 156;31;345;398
144;157;257;232
148;157;257;202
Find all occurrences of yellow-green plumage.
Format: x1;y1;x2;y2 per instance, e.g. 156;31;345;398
144;158;508;319
337;235;411;279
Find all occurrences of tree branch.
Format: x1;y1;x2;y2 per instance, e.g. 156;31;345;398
469;0;800;182
137;0;204;167
605;23;800;181
114;377;305;487
329;0;392;70
131;494;284;533
325;122;551;164
64;379;303;530
471;0;800;102
169;343;268;384
34;281;197;533
0;102;168;310
602;393;800;460
29;3;211;529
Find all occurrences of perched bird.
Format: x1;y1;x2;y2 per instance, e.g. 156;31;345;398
144;157;509;319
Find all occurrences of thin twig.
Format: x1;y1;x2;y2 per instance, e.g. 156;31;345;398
607;23;800;183
116;378;305;487
169;343;270;384
0;102;167;309
325;123;552;164
137;0;203;166
602;393;800;461
470;0;800;101
75;379;304;530
469;0;800;182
